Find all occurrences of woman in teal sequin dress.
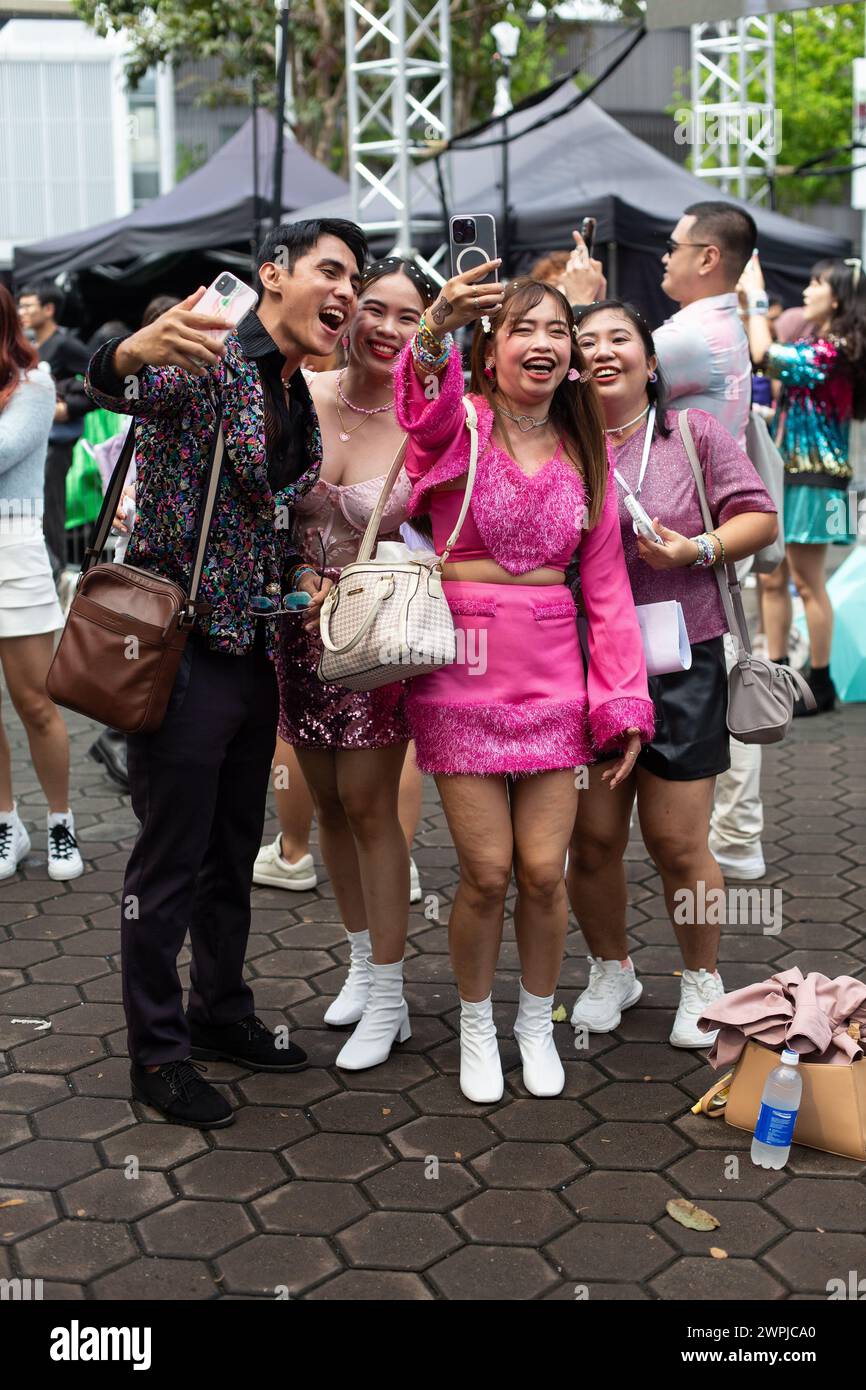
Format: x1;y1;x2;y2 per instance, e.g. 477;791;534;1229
741;255;866;714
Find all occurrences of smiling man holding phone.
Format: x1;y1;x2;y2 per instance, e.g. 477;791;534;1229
85;219;367;1128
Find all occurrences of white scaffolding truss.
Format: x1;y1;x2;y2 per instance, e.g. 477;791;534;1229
691;16;777;206
344;0;452;276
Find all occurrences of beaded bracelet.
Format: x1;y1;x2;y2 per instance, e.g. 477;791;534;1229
708;530;726;565
689;534;715;569
290;565;317;591
411;329;452;372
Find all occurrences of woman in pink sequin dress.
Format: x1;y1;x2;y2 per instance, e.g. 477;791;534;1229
274;259;437;1074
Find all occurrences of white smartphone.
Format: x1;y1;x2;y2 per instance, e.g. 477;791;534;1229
624;492;664;546
198;271;259;341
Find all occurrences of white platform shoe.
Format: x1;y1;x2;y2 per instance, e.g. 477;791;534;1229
324;929;373;1027
459;994;504;1104
336;958;411;1070
514;980;565;1097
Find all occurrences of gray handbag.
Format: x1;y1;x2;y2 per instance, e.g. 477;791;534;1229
679;412;815;743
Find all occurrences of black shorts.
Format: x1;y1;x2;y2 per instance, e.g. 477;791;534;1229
600;636;731;783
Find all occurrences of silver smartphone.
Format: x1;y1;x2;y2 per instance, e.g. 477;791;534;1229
449;214;499;283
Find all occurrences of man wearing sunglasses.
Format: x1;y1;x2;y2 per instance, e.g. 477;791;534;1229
86;219;367;1128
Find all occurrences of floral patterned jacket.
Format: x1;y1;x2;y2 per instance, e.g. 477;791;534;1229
86;322;322;657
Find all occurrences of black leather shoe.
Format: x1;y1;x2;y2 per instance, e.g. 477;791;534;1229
89;728;130;792
130;1059;234;1128
189;1014;308;1072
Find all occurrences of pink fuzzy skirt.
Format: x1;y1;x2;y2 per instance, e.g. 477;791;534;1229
406;580;592;777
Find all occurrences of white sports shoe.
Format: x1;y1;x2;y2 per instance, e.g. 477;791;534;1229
0;807;30;881
253;834;318;891
670;968;725;1049
570;956;643;1033
46;812;84;882
710;839;766;881
409;857;422;904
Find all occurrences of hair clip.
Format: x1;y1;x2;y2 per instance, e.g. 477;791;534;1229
572;324;580;342
481;315;492;334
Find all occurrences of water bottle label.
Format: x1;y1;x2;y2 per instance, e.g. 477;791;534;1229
754;1101;797;1147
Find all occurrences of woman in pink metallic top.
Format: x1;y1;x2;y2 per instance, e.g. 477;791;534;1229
395;268;655;1104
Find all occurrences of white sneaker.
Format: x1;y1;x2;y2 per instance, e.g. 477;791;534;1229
0;807;30;881
570;956;642;1033
409;857;422;904
710;841;766;881
253;834;317;891
46;812;83;881
670;968;725;1049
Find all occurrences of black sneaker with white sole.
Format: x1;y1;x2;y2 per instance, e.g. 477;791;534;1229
189;1014;308;1072
130;1059;234;1128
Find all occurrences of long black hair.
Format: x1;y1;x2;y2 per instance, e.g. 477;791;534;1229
810;258;866;420
573;299;673;438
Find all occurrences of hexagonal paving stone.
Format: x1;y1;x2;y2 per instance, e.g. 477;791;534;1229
33;1097;134;1141
562;1170;679;1223
471;1142;585;1191
216;1233;341;1297
389;1116;495;1161
101;1123;210;1170
285;1133;394;1182
428;1245;559;1300
236;1068;339;1107
0;1115;30;1150
29;957;112;985
362;1160;479;1212
310;1090;415;1134
15;1219;136;1282
547;1222;674;1281
92;1257;218;1300
50;1003;126;1036
209;1106;313;1151
489;1098;594;1143
337;1210;462;1270
577;1121;690;1171
254;1181;370;1235
0;1185;58;1241
137;1200;255;1259
666;1150;786;1201
306;1270;434;1300
69;1058;134;1099
454;1190;573;1246
766;1178;866;1232
598;1042;700;1083
763;1231;866;1294
0;1139;100;1189
585;1082;688;1123
174;1150;285;1201
650;1256;785;1301
59;1168;174;1223
784;1146;866;1178
408;1076;498;1117
0;1072;70;1112
658;1200;785;1257
9;1034;104;1073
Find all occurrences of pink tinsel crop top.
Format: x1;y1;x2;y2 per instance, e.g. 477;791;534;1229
428;445;577;572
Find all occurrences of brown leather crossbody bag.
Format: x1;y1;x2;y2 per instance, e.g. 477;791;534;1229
47;408;226;735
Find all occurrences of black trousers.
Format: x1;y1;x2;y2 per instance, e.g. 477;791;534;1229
43;440;74;576
123;627;278;1065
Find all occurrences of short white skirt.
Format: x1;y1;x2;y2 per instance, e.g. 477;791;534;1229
0;520;64;638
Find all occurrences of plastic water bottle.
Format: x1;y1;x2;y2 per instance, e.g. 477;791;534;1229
750;1049;802;1169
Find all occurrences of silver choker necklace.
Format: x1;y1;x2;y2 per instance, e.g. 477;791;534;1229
497;405;550;432
605;404;650;437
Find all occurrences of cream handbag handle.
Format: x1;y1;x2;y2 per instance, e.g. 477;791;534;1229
319;574;395;655
353;395;481;567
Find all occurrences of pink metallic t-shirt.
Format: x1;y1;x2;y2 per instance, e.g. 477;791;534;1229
610;408;776;644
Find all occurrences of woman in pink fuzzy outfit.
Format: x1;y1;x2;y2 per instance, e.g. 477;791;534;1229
393;266;655;1103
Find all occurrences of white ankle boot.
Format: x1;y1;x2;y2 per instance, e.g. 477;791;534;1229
459;995;504;1104
513;980;565;1098
336;959;411;1070
324;929;373;1027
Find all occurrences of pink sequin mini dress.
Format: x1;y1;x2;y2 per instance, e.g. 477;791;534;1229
275;468;413;749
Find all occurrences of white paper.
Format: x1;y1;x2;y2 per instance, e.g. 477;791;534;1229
636;600;692;676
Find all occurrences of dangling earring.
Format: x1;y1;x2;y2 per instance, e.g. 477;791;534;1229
484;361;495;380
648;371;658;383
567;367;579;382
342;336;350;349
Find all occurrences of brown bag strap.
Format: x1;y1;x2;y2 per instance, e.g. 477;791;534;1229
691;1071;735;1117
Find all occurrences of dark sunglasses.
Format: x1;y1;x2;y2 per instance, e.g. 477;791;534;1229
249;531;327;618
665;237;716;256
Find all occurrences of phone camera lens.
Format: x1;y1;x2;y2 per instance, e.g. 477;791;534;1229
215;274;235;294
454;219;476;245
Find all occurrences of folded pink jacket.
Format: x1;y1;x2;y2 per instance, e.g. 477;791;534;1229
699;967;866;1070
392;342;655;753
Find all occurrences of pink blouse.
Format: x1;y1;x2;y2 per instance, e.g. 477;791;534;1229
393;341;655;752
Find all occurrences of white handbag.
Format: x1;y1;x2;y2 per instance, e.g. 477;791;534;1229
317;396;480;692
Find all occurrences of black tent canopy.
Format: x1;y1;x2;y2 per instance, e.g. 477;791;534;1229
293;90;850;325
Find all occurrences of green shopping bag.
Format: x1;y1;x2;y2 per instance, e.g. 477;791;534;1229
66;406;125;530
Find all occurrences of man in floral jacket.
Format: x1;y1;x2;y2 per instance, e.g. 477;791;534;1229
86;219;368;1127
